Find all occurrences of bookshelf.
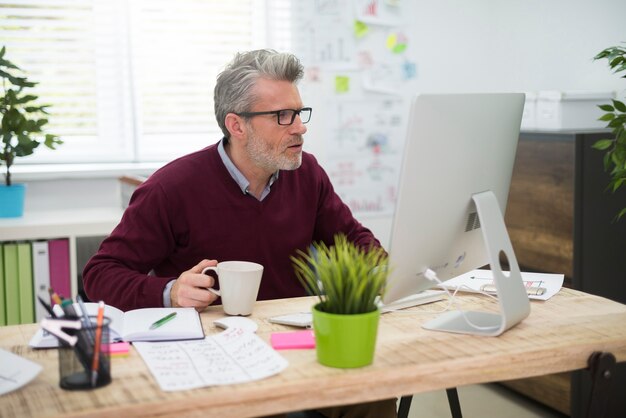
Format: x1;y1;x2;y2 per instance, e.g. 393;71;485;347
0;207;123;298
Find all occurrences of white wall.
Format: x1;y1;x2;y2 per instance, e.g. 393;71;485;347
408;0;626;93
15;0;626;247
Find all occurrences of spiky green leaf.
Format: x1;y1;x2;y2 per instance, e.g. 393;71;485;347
291;234;388;315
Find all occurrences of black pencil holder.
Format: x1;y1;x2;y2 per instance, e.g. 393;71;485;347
58;316;112;390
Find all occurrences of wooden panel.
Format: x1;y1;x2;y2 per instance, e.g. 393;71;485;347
505;136;575;279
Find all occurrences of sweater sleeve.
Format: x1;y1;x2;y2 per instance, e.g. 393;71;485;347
311;158;383;251
82;181;179;311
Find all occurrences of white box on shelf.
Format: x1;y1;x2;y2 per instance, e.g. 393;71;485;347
536;90;615;130
520;92;537;130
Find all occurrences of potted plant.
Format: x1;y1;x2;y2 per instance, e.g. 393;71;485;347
291;234;389;368
593;43;626;221
1;46;62;217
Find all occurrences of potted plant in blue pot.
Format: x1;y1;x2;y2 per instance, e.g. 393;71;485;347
1;46;62;217
291;234;389;368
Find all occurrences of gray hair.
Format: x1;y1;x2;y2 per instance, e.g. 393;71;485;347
214;49;304;139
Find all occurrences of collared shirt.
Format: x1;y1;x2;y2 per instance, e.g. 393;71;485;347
217;138;279;201
163;139;279;306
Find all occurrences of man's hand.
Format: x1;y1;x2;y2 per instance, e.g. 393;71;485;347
171;259;219;311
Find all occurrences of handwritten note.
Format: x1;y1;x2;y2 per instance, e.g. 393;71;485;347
133;328;288;391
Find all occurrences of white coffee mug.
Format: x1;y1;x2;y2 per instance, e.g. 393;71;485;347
202;261;264;316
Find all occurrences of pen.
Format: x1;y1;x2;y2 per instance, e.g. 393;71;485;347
37;296;56;318
149;312;177;330
91;301;105;387
76;294;95;340
60;298;78;317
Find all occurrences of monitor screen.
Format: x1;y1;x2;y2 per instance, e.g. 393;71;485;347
383;93;530;336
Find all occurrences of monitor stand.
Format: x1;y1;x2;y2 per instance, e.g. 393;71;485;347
422;190;531;336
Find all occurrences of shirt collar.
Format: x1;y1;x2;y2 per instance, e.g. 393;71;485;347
217;138;279;200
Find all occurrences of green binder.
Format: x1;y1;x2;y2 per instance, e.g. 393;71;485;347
0;244;5;326
3;243;20;325
17;242;34;324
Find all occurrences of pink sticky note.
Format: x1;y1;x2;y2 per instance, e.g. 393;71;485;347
270;330;315;350
105;342;130;356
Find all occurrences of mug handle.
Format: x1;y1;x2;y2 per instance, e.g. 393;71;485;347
201;266;221;296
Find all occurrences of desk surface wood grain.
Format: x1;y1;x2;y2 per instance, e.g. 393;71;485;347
2;288;625;418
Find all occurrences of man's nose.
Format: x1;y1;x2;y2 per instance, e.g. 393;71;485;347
291;115;308;135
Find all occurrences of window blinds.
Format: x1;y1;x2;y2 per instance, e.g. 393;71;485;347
0;0;293;164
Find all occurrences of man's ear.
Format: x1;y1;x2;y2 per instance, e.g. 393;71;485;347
225;113;246;140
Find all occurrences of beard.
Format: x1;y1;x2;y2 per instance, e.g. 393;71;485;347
245;126;303;172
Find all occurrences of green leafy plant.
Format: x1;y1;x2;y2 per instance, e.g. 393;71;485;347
593;44;626;220
291;234;389;315
1;46;62;186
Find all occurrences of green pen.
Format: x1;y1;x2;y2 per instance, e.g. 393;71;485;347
149;312;177;330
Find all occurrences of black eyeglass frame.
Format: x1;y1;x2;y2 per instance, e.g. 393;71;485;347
235;107;312;126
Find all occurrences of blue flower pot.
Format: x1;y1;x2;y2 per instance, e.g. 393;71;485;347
0;184;26;218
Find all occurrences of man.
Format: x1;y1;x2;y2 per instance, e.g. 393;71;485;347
83;49;396;418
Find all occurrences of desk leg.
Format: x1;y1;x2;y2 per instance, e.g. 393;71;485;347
584;351;616;418
446;388;463;418
397;396;413;418
397;389;462;418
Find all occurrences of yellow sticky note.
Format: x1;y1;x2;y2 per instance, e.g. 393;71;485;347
335;76;350;93
354;20;369;39
386;32;408;54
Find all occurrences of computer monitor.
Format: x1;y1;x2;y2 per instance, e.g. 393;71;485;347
382;93;530;336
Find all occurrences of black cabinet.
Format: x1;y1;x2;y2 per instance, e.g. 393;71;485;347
573;132;626;304
571;131;626;418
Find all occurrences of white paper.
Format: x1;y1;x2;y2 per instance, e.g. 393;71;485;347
0;348;42;396
440;269;564;301
134;328;288;392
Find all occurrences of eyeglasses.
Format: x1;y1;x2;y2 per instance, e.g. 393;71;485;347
236;107;312;126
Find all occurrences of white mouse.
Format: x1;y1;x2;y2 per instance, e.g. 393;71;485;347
213;316;258;333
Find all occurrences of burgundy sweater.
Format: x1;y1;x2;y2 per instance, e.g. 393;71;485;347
83;143;380;311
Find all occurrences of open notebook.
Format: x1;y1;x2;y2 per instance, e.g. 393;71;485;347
268;289;446;328
30;304;204;348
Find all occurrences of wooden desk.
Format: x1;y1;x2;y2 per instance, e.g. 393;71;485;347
1;289;625;418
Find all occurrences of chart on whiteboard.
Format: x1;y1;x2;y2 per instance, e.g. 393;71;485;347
327;97;406;216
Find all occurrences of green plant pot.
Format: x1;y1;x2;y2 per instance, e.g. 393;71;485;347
0;184;26;218
312;304;380;368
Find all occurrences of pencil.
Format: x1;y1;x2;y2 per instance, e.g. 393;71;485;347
91;301;105;387
48;288;63;306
